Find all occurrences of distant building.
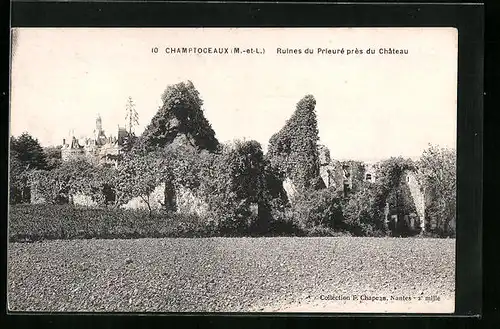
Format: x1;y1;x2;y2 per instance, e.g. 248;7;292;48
61;114;129;168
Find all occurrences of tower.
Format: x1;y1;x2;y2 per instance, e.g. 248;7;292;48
96;114;102;134
94;113;106;144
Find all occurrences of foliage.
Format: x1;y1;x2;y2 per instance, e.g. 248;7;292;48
9;204;217;242
267;95;323;193
373;157;417;219
289;187;344;232
156;140;288;235
134;81;219;153
341;183;386;236
340;158;419;236
417;145;456;237
9;153;30;204
44;146;62;170
116;151;172;215
10;133;47;170
375;157;416;194
121;133;138;153
10;133;48;204
345;160;367;194
30;159;117;206
192;141;266;234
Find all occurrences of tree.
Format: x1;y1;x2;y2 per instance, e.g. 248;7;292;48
163;139;282;234
9;133;48;203
267;95;323;193
417;144;456;237
291;187;344;232
121;134;138;154
226;140;274;233
342;183;383;236
44;146;62;170
179;141;262;233
373;157;418;234
116;151;172;216
9;152;28;203
134;81;219;153
29;158;112;205
10;133;47;170
125;96;140;135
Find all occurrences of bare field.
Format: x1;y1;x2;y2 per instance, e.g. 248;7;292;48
8;237;455;313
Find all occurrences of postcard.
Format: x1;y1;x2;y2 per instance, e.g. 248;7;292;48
9;27;458;313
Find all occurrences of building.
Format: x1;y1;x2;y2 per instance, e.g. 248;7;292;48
318;145;365;196
318;144;427;235
363;162;378;183
61;114;129;168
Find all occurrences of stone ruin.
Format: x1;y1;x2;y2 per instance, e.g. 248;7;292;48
120;183;209;216
317;144;428;233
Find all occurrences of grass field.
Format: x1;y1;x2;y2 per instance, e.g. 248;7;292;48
7;237;455;313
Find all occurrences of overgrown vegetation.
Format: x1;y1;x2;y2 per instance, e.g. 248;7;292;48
9;133;48;204
417;145;456;237
340;158;420;237
267;95;324;193
9;81;456;240
29;159;116;206
133;80;219;153
9;205;216;242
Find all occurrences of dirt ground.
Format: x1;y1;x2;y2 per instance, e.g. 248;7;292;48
8;236;455;313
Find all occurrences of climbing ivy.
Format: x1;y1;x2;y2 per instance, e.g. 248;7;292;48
30;159;116;206
267;95;322;192
134;81;219;153
341;157;418;235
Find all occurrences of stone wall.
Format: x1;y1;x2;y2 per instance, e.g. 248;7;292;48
319;164;335;189
403;170;426;231
72;193;98;207
120;182;209;216
326;160;365;194
364;163;378;183
121;183;167;211
282;178;298;202
175;186;209;216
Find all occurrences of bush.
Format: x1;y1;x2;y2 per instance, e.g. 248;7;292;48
265;204;305;236
289;187;344;232
8;204;217;242
337;157;421;237
341;184;385;236
304;225;351;237
168;140;287;236
30;159;117;206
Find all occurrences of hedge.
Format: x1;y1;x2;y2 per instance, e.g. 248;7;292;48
9;204;356;242
8;204;218;242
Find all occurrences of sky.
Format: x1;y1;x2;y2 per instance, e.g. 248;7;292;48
10;28;457;161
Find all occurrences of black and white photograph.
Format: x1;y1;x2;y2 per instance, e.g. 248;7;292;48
8;27;458;313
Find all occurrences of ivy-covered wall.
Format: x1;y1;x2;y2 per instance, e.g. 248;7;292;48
267;95;323;194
